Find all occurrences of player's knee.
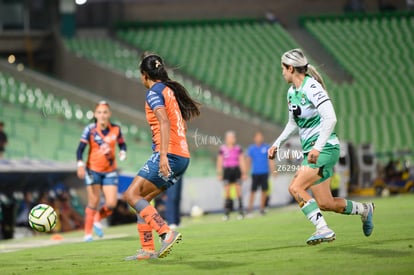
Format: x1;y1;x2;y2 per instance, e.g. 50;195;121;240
123;189;134;206
288;183;300;196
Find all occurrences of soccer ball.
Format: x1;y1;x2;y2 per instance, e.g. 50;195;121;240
190;205;204;218
28;204;57;232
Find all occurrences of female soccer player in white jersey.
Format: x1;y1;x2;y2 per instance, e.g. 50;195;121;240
268;49;374;245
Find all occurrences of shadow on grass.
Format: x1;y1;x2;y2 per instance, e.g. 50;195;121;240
319;237;414;257
149;258;245;270
215;244;305;255
321;246;412;257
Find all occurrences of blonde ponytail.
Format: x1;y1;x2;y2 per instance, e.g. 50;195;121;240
307;64;327;92
281;48;328;92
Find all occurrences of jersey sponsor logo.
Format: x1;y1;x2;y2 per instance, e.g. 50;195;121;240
151;99;161;105
310;84;316;89
103;135;115;143
289;104;302;117
147;96;160;103
313;91;327;102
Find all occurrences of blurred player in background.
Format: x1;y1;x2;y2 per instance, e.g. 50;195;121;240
76;101;127;242
268;48;374;245
165;177;183;229
246;131;275;216
124;54;200;260
0;121;8;159
217;131;247;220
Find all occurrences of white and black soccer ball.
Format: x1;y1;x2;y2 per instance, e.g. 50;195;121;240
28;204;57;232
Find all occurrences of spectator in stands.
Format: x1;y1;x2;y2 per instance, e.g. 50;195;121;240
0;121;8;159
108;194;136;226
154;192;167;219
408;0;414;10
165;177;183;229
0;193;15;239
384;157;398;181
330;168;340;197
344;0;365;13
76;101;127;242
15;191;35;228
268;48;374;245
264;10;278;24
378;0;397;12
217;131;247;220
246;131;275;216
53;183;83;232
38;190;54;205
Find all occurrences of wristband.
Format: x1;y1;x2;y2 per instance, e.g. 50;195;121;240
119;150;126;161
77;161;85;168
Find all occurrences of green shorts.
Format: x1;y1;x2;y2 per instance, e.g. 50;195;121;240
302;143;340;185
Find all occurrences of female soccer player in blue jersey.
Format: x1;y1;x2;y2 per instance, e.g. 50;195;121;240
268;49;374;245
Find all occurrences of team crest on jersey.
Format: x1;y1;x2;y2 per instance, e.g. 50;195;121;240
300;94;307;105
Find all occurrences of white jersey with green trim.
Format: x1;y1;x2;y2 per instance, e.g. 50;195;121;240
287;75;339;152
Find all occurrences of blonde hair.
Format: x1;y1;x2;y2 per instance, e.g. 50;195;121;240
225;130;236;138
281;48;327;91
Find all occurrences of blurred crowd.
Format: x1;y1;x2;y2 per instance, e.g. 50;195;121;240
0;180;182;240
0;183;85;239
377;157;412;183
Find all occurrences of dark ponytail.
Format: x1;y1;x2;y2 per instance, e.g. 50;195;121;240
140;54;201;121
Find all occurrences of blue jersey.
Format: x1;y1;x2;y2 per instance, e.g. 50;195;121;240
247;143;270;175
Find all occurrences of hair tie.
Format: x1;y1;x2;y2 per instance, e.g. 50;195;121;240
155;60;162;69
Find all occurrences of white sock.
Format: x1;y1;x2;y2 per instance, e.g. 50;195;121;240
301;199;328;230
344;200;365;215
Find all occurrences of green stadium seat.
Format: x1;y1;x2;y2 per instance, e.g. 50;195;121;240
62;17;413;155
303;15;413;153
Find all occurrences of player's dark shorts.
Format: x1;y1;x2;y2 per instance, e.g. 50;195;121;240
251;174;269;192
85;169;118;186
223;167;241;184
138;152;189;189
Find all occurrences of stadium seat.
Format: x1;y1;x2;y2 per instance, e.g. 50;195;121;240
65;17;413;154
304;15;413;153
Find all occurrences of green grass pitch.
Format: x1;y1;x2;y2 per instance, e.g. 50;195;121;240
1;195;413;274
